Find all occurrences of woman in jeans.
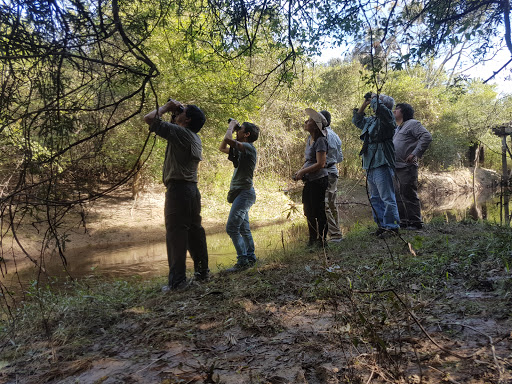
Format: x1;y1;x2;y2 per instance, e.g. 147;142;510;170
293;108;329;248
219;119;260;271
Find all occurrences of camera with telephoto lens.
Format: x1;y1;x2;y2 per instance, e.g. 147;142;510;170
364;92;373;101
228;118;241;131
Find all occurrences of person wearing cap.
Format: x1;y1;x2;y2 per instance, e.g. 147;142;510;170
352;93;400;237
293;108;329;248
393;103;432;229
144;99;209;292
219;119;260;272
319;110;344;242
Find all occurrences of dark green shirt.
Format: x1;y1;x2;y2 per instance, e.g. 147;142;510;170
150;117;202;185
230;142;257;190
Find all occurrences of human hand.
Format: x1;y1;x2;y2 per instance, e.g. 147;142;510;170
166;98;184;114
406;154;416;163
228;119;240;132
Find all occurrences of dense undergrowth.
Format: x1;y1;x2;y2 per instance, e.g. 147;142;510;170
1;220;511;383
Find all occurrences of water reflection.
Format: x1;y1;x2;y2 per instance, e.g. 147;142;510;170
1;187;501;289
421;188;499;223
1;220;306;288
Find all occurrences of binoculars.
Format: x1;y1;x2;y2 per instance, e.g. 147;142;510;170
228;118;241;131
168;98;184;114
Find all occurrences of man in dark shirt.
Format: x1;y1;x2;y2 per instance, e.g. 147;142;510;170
144;99;209;291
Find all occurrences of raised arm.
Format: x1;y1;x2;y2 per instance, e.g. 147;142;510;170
144;99;183;126
219;119;246;153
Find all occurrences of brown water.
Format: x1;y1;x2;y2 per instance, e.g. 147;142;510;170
0;220;306;288
0;187;500;288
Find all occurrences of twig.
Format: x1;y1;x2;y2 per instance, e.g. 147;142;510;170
365;369;375;384
444;322;505;378
353;288;473;359
428;365;461;384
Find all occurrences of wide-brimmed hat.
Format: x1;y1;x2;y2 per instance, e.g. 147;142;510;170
305;108;328;136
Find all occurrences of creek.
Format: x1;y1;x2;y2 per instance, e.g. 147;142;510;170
0;185;502;288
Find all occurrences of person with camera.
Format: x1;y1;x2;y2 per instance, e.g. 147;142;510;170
144;98;209;291
393;103;432;230
352;93;400;237
294;108;329;248
219;119;260;272
319;110;344;242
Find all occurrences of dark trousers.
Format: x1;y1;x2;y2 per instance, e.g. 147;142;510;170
394;165;422;225
165;182;208;287
302;176;328;244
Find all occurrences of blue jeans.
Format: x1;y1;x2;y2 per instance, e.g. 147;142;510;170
367;166;400;229
226;188;256;265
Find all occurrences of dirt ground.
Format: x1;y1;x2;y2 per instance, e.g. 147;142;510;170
1;168;511;384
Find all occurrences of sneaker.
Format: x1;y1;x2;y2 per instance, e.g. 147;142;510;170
225;263;249;273
378;228;399;239
328;237;344;243
225;260;256;273
161;285;171;293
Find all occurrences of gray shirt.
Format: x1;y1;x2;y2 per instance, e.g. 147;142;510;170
150;117;203;185
303;136;328;181
325;127;343;176
230;142;257;190
393;119;432;168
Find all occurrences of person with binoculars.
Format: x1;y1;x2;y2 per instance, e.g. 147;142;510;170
293;108;329;248
353;92;401;238
144;98;209;291
219;118;260;272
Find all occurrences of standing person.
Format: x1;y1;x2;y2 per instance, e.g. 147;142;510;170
219;119;259;271
294;108;329;248
352;93;400;237
319;110;344;242
144;98;209;291
393;103;432;229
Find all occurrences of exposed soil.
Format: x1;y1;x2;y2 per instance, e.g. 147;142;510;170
1;168;511;384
